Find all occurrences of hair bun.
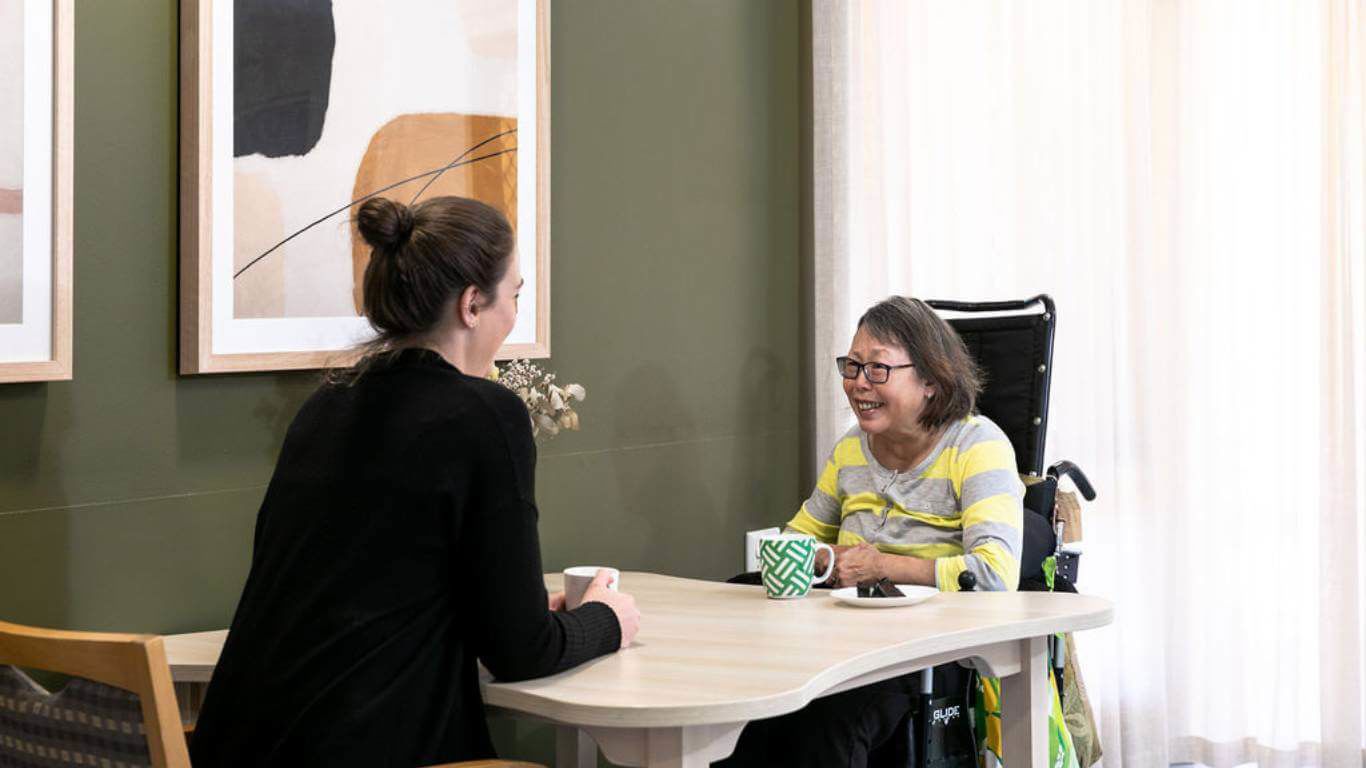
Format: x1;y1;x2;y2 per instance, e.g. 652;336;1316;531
356;197;416;250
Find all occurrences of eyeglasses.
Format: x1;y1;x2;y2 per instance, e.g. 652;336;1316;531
836;356;914;384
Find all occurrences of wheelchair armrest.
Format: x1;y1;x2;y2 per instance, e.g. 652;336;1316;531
1020;506;1057;585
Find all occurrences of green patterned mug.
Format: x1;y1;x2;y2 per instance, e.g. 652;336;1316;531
759;534;835;599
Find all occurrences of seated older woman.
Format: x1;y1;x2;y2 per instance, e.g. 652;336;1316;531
720;296;1023;768
798;295;1023;592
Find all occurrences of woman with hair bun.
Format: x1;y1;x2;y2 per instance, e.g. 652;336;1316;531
191;196;639;767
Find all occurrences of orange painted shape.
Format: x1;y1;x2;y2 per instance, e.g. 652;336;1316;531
350;113;517;313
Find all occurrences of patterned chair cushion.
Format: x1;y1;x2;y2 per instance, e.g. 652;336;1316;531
0;665;152;768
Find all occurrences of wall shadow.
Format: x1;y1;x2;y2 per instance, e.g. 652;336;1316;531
606;362;717;576
171;370;317;481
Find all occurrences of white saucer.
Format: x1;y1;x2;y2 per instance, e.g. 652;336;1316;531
829;584;938;608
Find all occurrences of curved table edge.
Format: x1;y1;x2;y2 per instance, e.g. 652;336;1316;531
482;598;1114;728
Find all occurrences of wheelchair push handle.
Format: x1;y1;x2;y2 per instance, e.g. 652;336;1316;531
1048;460;1096;501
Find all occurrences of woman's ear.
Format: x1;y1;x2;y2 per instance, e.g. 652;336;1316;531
458;284;482;329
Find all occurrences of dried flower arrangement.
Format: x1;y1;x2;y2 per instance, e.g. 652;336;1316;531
491;359;586;439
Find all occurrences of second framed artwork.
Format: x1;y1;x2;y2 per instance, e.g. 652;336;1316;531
180;0;550;374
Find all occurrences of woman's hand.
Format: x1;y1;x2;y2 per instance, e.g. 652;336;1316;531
547;591;566;612
833;543;884;587
582;569;641;649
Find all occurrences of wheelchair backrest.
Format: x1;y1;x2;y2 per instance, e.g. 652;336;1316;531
927;296;1056;477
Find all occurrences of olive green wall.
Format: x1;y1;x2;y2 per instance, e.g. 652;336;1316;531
0;0;800;647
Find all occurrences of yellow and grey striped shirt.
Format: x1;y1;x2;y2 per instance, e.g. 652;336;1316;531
786;415;1024;591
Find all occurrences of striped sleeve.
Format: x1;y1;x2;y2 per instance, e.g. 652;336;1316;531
785;454;842;543
935;423;1024;592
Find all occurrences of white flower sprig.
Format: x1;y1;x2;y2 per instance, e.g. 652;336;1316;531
490;359;587;440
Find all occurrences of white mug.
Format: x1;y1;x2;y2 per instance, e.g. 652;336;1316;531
563;566;620;610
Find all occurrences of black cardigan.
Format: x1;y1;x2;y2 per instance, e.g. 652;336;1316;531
190;348;620;767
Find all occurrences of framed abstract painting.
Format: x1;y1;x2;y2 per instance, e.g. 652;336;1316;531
180;0;550;374
0;0;73;384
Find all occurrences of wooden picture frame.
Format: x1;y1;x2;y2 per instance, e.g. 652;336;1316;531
0;0;73;383
179;0;550;374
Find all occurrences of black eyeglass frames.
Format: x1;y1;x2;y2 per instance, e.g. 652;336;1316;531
835;356;914;384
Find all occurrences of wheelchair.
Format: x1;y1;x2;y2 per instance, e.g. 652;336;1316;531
892;294;1097;768
731;294;1097;767
928;294;1094;597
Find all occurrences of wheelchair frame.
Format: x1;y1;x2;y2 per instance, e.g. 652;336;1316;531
915;294;1097;767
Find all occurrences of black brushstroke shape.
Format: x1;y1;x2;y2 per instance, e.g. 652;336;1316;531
235;0;335;158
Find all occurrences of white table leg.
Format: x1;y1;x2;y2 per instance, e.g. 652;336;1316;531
586;723;745;768
555;726;597;768
1000;635;1050;767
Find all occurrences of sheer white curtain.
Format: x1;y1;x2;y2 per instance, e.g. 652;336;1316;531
810;2;1366;765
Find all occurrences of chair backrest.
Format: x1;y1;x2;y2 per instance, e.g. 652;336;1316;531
927;296;1062;589
927;295;1057;476
0;620;190;768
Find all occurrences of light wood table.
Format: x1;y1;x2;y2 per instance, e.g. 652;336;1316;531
164;572;1112;767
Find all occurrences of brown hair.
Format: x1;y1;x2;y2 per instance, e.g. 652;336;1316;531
857;296;983;429
336;195;514;379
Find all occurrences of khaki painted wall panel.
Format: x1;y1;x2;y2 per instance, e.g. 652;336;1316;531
0;0;801;593
0;490;261;632
0;7;798;760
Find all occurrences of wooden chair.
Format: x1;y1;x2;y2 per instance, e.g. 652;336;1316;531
0;620;544;768
0;619;190;768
